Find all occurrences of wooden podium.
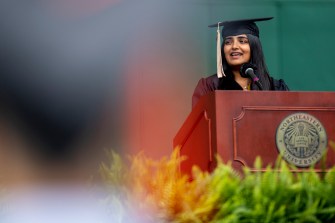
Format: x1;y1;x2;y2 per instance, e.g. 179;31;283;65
173;91;335;174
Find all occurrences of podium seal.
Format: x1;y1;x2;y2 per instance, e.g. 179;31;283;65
276;113;327;167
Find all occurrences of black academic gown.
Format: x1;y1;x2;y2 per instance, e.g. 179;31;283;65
192;74;289;108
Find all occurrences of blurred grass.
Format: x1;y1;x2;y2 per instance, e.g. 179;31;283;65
99;145;335;223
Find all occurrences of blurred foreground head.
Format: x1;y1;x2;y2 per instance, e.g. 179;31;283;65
0;1;127;184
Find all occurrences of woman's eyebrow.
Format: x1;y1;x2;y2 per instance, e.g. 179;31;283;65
225;35;247;39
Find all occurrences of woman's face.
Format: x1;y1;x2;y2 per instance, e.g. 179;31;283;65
223;34;251;68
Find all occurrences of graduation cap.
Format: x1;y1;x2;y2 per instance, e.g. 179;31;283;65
209;17;273;78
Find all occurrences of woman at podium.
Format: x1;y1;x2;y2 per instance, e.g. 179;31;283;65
192;17;289;108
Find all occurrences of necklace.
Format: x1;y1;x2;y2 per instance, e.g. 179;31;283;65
235;75;251;90
243;82;251;90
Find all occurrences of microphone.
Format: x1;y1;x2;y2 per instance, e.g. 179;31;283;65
240;63;263;90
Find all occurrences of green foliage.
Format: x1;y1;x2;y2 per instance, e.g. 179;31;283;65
100;148;335;223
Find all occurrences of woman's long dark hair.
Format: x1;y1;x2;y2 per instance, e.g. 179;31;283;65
221;34;272;90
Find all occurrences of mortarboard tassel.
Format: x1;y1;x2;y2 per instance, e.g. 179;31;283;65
217;23;225;78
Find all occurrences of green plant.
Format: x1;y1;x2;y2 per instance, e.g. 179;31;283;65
100;147;335;223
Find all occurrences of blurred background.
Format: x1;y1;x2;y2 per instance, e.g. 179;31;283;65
0;0;335;186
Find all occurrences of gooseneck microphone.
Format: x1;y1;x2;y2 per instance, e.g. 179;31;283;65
240;63;263;90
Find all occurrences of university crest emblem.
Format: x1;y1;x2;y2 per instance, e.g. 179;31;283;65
276;113;327;167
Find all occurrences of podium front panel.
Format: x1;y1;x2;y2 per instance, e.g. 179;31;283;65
174;91;335;173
